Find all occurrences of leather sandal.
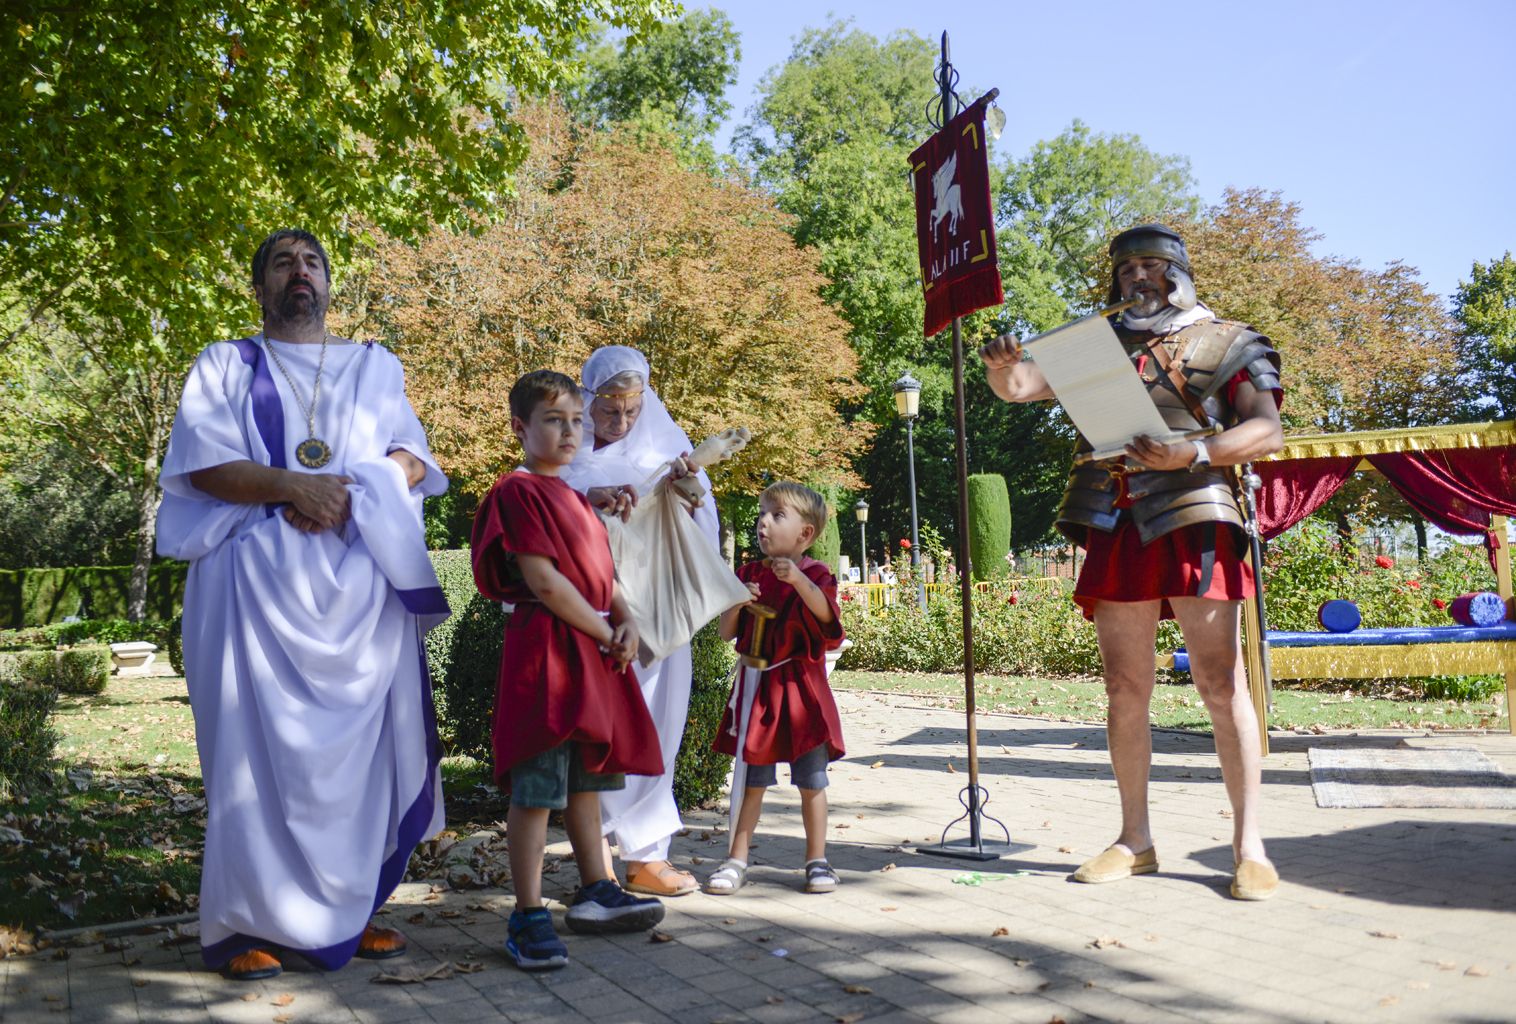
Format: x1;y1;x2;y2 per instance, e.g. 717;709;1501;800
625;860;699;897
355;923;408;960
1230;859;1279;901
702;858;749;895
225;948;282;981
1072;845;1159;884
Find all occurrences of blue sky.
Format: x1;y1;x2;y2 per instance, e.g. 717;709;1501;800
707;0;1515;304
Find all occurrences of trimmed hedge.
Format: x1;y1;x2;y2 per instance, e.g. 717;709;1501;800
807;510;841;575
0;564;187;627
672;622;736;810
0;679;58;799
966;474;1011;581
0;646;112;694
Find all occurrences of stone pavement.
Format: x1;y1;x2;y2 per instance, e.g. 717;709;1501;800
4;690;1515;1024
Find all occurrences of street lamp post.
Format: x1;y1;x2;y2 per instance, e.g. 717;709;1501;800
894;373;925;609
854;499;869;583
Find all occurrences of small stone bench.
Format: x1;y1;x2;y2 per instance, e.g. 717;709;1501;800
109;641;158;677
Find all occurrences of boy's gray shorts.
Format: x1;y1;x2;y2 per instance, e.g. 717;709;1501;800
742;743;829;790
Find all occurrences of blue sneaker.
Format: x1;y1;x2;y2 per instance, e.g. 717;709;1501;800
565;879;665;934
506;908;568;971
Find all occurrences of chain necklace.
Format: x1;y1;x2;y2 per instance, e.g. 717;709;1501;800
262;332;333;468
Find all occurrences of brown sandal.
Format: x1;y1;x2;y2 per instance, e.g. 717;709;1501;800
355;923;408;960
625;860;698;897
225;948;282;981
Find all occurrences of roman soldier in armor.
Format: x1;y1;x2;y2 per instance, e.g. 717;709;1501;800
978;224;1283;901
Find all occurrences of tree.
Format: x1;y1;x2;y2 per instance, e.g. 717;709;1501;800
1453;252;1516;419
1;0;673;618
996;119;1200;323
346;102;870;503
570;8;740;156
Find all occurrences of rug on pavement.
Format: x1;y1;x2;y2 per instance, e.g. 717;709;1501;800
1308;746;1516;809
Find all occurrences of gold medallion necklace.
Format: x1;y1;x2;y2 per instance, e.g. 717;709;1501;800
263;332;333;468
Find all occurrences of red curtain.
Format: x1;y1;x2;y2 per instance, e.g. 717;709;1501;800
1255;456;1359;540
1369;448;1516;557
1253;445;1516;566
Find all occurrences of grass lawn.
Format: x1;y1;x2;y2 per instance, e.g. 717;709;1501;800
830;670;1510;732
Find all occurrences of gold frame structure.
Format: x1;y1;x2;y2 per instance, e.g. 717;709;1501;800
1162;421;1516;755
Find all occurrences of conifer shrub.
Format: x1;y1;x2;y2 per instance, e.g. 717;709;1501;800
966;474;1011;581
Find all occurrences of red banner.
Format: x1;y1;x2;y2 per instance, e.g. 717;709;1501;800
908;95;1003;337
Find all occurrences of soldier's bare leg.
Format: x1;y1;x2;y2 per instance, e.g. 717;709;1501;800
1091;599;1162;854
1170;597;1270;866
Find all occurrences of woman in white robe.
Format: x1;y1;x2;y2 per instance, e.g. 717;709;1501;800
157;334;449;973
562;345;719;896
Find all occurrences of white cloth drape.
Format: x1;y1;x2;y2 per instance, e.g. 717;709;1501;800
157;337;448;969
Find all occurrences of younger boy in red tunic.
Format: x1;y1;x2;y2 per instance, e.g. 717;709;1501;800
471;370;666;971
705;482;846;896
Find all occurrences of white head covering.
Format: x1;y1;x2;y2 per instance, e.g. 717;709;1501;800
562;345;720;549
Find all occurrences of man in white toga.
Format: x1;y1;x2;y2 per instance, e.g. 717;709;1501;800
157;229;450;979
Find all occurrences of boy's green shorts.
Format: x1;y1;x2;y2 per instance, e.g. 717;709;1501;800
510;742;625;809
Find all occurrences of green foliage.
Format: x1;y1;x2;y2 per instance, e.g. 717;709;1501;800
0;645;110;695
572;8;740;158
671;622;736;810
1453;252;1516;419
424;550;503;764
966;474;1012;581
996;120;1200;317
839;580;1104;678
167;614;184;677
0;446;138;570
0;565;186;628
423;490;477;551
807;511;842;574
0;680;58;799
2;0;676;357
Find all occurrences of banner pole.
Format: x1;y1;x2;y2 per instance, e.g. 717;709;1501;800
919;29;1027;862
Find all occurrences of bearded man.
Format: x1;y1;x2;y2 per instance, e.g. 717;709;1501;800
979;224;1283;901
157;229;450;978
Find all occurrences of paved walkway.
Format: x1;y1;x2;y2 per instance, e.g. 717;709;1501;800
4;691;1514;1023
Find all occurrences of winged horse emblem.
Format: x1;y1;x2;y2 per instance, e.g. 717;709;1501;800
929;152;964;237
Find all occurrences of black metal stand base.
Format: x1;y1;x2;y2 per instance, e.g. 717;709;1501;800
916;784;1033;861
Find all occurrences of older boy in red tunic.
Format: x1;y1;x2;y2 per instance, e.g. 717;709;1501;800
705;482;846;896
471;370;666;971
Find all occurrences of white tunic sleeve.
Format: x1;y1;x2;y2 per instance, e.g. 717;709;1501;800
156;343;265;561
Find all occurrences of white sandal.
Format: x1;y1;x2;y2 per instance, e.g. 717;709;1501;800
804;859;839;894
703;858;748;895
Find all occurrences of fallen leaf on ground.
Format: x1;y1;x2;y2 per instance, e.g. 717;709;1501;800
1011;958;1031;968
132;979;148;988
869;761;884;769
372;962;461;984
274;1015;292;1024
879;863;895;872
1465;966;1490;977
765;995;784;1004
649;932;673;944
992;927;1009;937
1218;809;1234;818
1378;997;1399;1008
271;993;294;1006
1369;930;1402;940
722;918;737;925
240;993;259;1002
879;906;897;912
836;1014;865;1024
1057;846;1074;854
946;762;957;773
455;961;484;973
1143;934;1159;943
842;984;872;994
1088;936;1125;949
1408;981;1430;990
1435;960;1457;971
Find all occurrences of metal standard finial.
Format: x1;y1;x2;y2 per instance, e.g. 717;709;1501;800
929;29;962;129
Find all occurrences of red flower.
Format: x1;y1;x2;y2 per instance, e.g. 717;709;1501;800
1432;598;1446;610
1374;555;1394;569
1007;592;1019;605
899;538;912;549
840;591;854;602
1406;579;1421;589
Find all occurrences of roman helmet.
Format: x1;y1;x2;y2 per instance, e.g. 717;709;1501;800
1106;223;1196;310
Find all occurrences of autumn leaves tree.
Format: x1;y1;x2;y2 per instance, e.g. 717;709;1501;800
345;102;868;506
